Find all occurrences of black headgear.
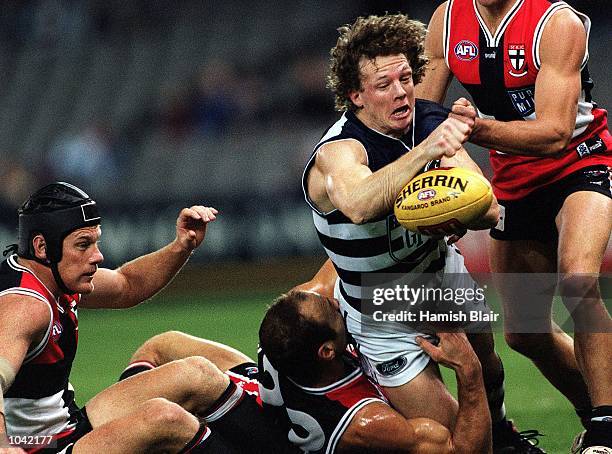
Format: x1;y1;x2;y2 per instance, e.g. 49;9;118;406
16;183;101;293
18;182;101;263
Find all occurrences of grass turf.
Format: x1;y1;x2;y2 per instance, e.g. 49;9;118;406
72;292;581;453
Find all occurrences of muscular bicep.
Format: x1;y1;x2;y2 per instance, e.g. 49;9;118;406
337;403;453;454
0;295;51;375
534;9;586;141
80;268;129;308
416;2;453;103
312;140;372;217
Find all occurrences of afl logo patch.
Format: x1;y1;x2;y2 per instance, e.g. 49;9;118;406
376;356;408;377
454;40;478;61
417;189;436;201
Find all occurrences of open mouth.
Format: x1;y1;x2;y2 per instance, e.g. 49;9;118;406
391;105;410;117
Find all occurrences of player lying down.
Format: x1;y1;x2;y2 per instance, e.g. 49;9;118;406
119;292;492;453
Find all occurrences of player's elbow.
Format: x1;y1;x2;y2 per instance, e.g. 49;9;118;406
347;212;368;225
341;205;371;225
541;127;572;156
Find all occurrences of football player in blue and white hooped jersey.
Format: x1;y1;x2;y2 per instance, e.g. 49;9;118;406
303;13;545;452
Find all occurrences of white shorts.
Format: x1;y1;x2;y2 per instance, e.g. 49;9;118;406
336;248;490;388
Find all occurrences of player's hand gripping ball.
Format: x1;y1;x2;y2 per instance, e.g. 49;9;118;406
394;167;493;236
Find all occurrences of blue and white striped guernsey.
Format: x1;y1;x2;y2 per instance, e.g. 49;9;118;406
302;100;460;311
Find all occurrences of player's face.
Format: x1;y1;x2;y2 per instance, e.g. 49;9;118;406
58;226;104;294
350;54;415;139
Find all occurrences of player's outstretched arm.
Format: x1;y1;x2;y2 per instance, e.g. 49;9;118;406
415;2;453;104
313;119;468;224
465;9;586;156
81;205;217;309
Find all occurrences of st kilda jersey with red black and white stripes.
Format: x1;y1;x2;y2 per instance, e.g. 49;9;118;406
258;349;388;454
1;254;80;438
444;0;612;200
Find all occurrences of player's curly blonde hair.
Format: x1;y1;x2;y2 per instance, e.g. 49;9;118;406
327;14;428;112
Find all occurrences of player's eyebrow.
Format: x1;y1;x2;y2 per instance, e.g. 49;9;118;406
374;74;390;82
73;229;101;242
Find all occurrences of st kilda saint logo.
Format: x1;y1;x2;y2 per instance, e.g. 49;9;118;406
508;43;528;77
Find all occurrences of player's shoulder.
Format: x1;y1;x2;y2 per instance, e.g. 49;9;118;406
539;5;586;65
414;99;450;142
316;112;361;147
545;5;586;34
0;291;52;335
415;98;450;117
431;0;449;20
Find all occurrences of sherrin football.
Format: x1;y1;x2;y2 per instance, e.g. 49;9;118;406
394;167;493;235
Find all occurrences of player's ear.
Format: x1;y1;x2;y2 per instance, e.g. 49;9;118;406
318;341;336;361
32;234;48;261
349;90;364;109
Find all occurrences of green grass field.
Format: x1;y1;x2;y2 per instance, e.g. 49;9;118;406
72;291;582;454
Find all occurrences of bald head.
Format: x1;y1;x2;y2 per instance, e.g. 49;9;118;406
259;291;345;383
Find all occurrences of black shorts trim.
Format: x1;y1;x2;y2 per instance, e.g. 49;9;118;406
490;165;611;241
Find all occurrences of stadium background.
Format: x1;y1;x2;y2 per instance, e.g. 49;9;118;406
0;1;609;452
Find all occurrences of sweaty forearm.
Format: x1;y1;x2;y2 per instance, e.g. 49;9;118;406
451;363;492;454
471;117;569;156
117;240;192;307
343;150;431;224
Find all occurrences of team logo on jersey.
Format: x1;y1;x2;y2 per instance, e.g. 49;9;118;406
376;355;408;377
454;40;478;61
242;365;259;376
508;44;528;77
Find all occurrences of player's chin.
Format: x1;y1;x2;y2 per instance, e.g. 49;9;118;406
75;277;95;294
389;114;411;131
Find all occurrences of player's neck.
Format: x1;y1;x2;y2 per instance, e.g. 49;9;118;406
309;357;349;388
16;257;60;298
476;0;516;35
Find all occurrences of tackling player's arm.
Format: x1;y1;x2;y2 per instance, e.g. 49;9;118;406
0;295;48;453
309;119;469;224
80;206;217;309
292;259;337;297
338;333;491;454
453;9;586;156
415;2;453;104
440;148;499;230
